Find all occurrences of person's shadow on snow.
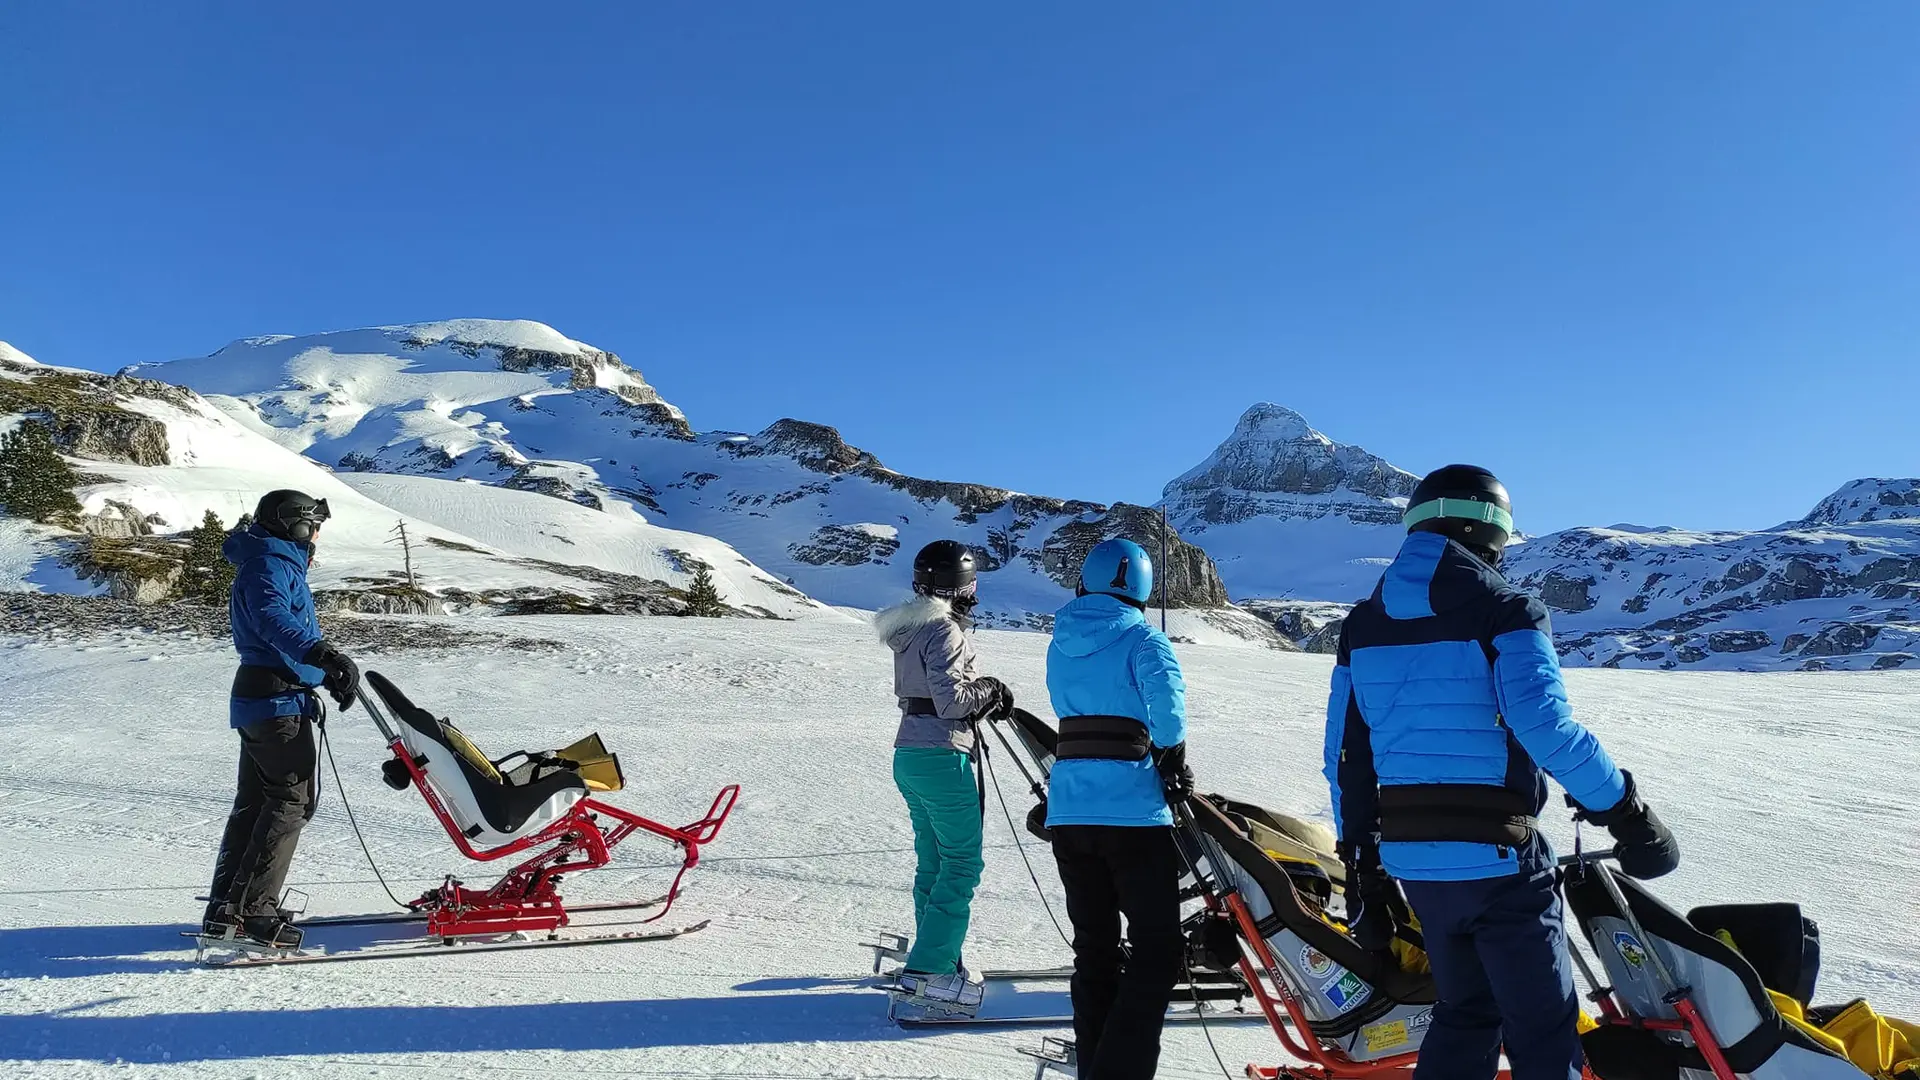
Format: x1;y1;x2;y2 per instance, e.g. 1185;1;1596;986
0;923;1020;1063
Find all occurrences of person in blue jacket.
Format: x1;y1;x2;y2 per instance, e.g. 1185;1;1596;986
1325;465;1679;1080
1046;539;1194;1080
203;490;361;949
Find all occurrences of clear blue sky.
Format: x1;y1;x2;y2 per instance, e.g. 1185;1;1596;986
3;4;1914;534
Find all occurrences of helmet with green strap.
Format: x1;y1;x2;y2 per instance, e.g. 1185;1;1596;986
1403;464;1513;560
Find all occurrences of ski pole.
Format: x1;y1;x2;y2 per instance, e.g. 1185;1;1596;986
986;718;1046;798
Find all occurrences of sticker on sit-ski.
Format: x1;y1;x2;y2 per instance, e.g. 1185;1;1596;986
1613;931;1651;969
1324;971;1371;1013
1301;945;1335;979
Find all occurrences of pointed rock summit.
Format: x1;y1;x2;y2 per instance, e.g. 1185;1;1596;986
1159;404;1419;602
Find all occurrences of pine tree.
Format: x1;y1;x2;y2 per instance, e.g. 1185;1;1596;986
0;420;82;523
684;562;724;617
176;509;236;604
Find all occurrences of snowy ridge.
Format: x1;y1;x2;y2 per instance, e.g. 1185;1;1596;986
12;320;1911;667
129;321;1245;633
0;345;824;618
1501;493;1920;671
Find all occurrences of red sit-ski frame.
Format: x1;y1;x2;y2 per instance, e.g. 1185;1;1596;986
384;734;739;939
355;674;740;941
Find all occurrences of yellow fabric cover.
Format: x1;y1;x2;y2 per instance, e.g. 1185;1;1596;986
440;720;503;784
1244;808;1345;884
1714;928;1919;1080
557;733;623;792
1807;998;1920;1080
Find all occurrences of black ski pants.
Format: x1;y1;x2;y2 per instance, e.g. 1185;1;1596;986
207;711;318;918
1052;823;1186;1080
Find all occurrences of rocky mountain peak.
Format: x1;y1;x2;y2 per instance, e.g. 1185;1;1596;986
1161;403;1418;528
733;419;885;475
1798;478;1920;526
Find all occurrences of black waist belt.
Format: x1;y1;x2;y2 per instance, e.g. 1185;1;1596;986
232;665;308;700
1056;716;1151;761
902;697;940;717
1378;784;1538;847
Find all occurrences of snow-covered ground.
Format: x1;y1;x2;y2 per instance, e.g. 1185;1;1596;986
3;617;1915;1078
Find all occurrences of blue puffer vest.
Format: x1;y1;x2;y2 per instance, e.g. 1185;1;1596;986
1324;532;1627;881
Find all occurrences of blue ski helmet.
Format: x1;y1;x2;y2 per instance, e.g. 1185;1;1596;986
1079;539;1153;606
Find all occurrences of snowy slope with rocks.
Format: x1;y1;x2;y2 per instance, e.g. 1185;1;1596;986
2;615;1915;1079
1501;478;1920;671
134;321;1250;633
1160;403;1419;602
0;342;823;619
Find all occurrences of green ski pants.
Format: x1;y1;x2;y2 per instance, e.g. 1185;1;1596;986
893;746;984;974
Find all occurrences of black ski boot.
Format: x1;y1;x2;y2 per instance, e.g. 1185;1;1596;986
202;902;238;939
238;914;304;950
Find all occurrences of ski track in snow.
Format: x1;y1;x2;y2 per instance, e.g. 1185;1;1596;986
1;618;1915;1079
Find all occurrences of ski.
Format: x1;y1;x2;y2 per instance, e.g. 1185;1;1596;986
189;892;673;930
872;964;1076;983
1018;1036;1077;1080
296;892;674;928
197;920;709;968
893;1003;1262;1029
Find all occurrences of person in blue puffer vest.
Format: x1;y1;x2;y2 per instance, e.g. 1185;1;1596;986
1325;465;1679;1080
203;490;361;950
1047;539;1194;1080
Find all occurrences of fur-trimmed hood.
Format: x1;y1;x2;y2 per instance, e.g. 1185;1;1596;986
875;594;957;652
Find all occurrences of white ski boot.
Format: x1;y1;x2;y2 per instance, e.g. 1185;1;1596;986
890;965;986;1017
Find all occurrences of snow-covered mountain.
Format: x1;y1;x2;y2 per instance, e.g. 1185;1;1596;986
128;320;1271;638
1502;478;1920;672
1160;403;1419;602
13;318;1910;670
0;341;827;619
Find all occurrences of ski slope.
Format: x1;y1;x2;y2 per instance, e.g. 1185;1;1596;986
2;618;1915;1079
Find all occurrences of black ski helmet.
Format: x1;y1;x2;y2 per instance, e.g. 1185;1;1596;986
254;489;331;543
912;540;978;606
1404;465;1512;559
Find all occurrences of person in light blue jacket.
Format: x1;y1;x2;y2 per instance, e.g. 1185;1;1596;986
1046;539;1193;1080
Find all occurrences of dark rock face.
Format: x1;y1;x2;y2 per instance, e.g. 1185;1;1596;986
0;357;178;465
1537;571;1597;613
53;409;170;466
1796;623;1882;658
733;419;884;474
789;524;902;567
1707;630;1772;653
1033;504;1229;609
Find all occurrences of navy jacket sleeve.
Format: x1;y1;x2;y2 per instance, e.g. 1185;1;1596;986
236;555;324;663
1131;628;1187;750
1323;621;1379;849
1489;593;1627;813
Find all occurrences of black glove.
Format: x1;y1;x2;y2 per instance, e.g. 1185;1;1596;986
302;639;360;712
1339;843;1397;951
1151;741;1195;804
974;676;1014;721
1575;771;1679;880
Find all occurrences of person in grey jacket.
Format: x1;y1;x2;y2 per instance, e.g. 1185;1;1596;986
875;540;1014;1013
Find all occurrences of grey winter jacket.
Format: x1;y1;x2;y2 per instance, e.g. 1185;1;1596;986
875;595;997;752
